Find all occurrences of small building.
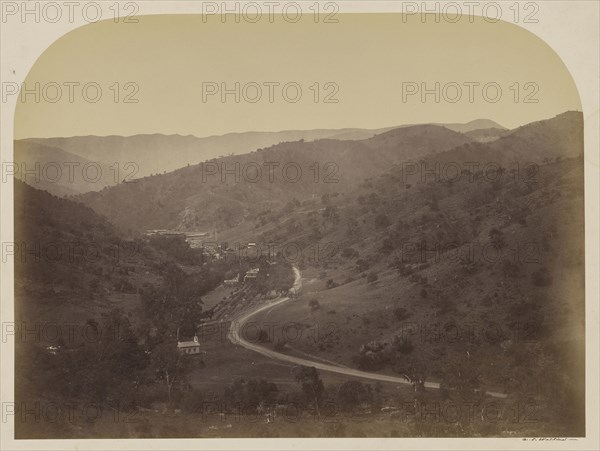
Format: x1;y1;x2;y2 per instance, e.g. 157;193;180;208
244;268;260;282
224;274;240;285
177;335;200;355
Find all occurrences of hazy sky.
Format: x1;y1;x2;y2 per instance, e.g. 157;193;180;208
15;14;581;139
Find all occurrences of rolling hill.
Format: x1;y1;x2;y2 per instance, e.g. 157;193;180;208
13;110;584;437
74;112;578;237
77;124;473;234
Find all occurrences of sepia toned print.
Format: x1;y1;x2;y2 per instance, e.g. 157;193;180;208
2;3;594;445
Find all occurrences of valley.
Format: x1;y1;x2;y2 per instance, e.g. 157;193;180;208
12;111;585;438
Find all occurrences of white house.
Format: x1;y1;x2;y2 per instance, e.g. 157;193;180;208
177;335;201;355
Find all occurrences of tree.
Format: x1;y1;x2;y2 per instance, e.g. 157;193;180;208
392;354;428;407
294;366;324;418
151;341;191;407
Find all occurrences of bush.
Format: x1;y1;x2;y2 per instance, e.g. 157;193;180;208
393;307;411;321
326;279;339;289
356;259;369;272
366;272;379;283
354;341;390;371
309;299;321;311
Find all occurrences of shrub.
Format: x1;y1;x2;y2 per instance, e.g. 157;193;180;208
354;341;390;371
356;259;369;272
326;279;339;289
393;307;411;321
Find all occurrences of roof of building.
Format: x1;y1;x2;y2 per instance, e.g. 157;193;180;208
177;341;200;348
177;335;200;348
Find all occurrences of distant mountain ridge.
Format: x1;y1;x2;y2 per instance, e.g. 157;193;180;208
13;141;123;196
18;119;505;192
73;112;580;235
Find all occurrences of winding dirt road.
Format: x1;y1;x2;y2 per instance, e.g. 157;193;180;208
228;267;507;399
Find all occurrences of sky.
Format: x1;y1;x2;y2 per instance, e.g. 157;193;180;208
15;13;581;139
